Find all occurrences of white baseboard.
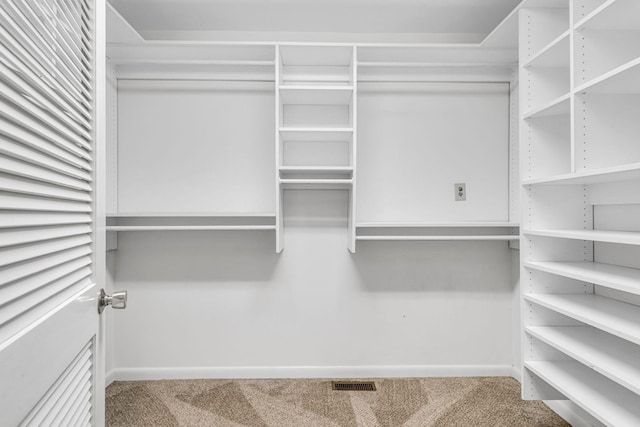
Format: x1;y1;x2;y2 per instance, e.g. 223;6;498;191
106;369;116;387
544;400;604;427
109;364;514;382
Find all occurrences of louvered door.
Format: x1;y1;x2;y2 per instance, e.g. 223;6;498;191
0;0;105;426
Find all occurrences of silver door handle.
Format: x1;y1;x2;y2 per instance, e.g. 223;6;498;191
98;288;127;314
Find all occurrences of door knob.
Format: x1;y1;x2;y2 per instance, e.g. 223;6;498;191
98;288;127;314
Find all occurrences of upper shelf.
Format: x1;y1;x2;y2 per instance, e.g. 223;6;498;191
524;228;640;246
106;212;276;231
523;93;570;120
575;57;640;95
279;127;353;142
522;30;570;69
522;162;640;185
575;0;640;30
355;222;519;242
279;86;354;105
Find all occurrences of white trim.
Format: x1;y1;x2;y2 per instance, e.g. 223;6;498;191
105;369;116;388
109;364;514;381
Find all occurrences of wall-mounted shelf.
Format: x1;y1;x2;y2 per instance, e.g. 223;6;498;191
527;325;640;395
524;228;640;245
106;213;276;249
525;360;640;427
522;162;640;185
524;293;640;345
355;222;519;242
525;261;640;296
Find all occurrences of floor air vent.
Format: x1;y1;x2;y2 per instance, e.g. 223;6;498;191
332;381;377;391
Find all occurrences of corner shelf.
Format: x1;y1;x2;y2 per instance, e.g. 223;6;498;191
524;293;640;345
526;325;640;395
525;261;640;296
525;360;640;427
523;228;640;245
522;162;640;185
575;57;640;94
355;222;519;242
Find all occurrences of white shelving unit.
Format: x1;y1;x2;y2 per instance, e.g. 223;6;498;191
520;1;640;424
276;45;357;252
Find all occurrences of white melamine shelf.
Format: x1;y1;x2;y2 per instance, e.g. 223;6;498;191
525;261;640;296
107;213;276;218
356;235;519;241
576;57;640;94
356;222;518;228
356;223;519;242
279;166;353;176
522;162;640;185
106;213;277;232
279;127;353;142
525;360;640;427
524;228;640;245
575;0;640;31
279;85;354;105
106;226;276;231
527;325;640;395
524;293;640;345
523;30;570;69
523;93;570;119
279;179;353;190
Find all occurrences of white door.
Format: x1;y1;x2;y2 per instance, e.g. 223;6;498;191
0;0;108;426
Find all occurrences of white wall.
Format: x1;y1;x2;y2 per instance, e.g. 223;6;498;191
110;190;517;379
107;78;519;379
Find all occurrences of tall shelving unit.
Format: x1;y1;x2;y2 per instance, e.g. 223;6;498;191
275;45;357;252
520;0;640;424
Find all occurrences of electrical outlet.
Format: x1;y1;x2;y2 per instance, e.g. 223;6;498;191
455;183;466;201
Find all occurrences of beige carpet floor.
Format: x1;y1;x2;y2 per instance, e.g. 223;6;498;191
106;377;570;427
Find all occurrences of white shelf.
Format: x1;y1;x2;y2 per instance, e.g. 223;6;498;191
279;179;353;190
524;293;640;345
356;223;519;242
522;162;640;185
575;57;640;95
279;127;353;142
524;228;640;245
527;325;640;395
575;0;640;31
523;93;570;119
106;226;276;231
356;235;519;241
279;85;354;105
356;222;518;228
525;360;640;427
279;166;353;176
525;261;640;296
523;30;570;69
106;213;276;232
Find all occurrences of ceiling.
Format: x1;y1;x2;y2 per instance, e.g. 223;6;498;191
108;0;522;43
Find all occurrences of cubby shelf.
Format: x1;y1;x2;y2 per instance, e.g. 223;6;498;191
522;30;570;69
522;162;640;185
525;360;640;427
527;325;640;395
525;261;640;296
524;228;640;245
279;85;354;105
279;179;353;190
278;127;354;142
575;0;640;31
524;293;640;345
279;166;353;177
575;57;640;94
523;93;570;119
